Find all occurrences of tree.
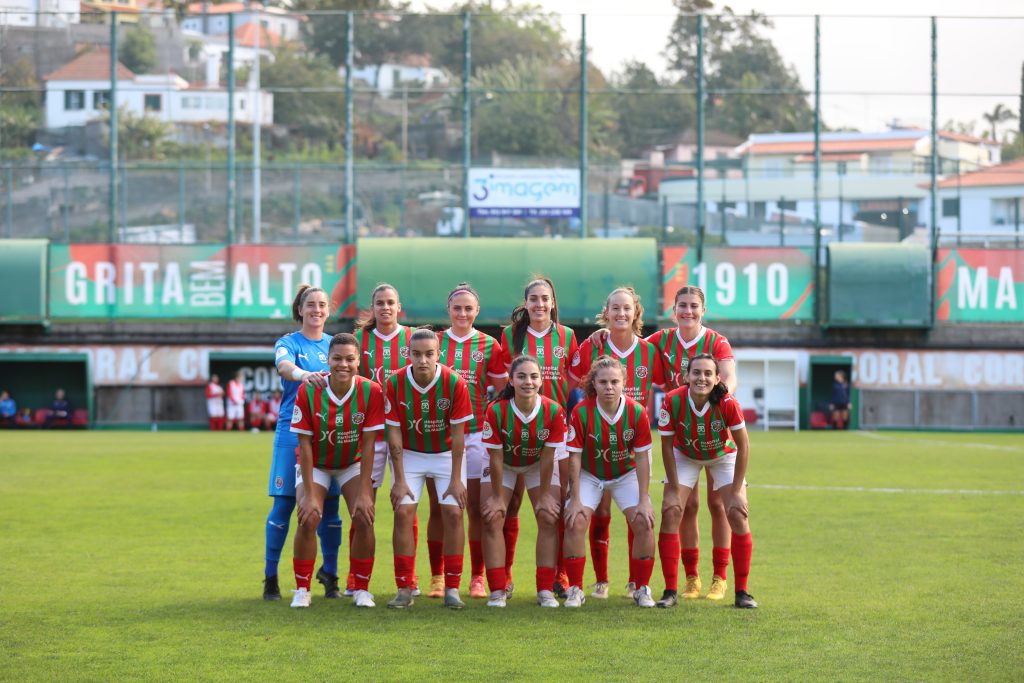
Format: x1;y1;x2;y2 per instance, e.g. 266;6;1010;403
291;0;410;69
981;103;1017;141
0;57;42;150
663;0;814;137
121;24;157;74
107;106;171;160
609;60;695;157
260;49;346;144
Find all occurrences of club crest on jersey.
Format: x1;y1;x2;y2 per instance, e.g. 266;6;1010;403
553;346;566;359
291;406;302;424
472;350;484;363
623;428;635;442
318;352;327;363
437;398;451;411
352;412;365;425
635;366;648;379
275;475;284;489
538;429;550;441
711;420;724;433
482;422;493;439
658;409;670;427
399;346;410;359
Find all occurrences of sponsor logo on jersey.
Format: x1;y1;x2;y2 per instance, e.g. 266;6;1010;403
609;433;618;443
536;346;544;356
292;405;302;424
697;423;705;433
568;425;576;442
384;397;392;414
623;428;635;442
553;346;566;359
399;346;410;359
635;366;648;379
437;398;451;411
571;352;581;367
658;409;670;427
421;400;430;411
679;357;689;372
318;352;327;363
471;350;484;363
482;422;493;439
710;420;723;433
352;411;365;425
383;347;391;358
521;430;530;440
538;429;550;441
454;349;463;360
276;347;288;358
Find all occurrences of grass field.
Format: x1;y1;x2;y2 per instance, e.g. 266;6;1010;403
1;430;1023;682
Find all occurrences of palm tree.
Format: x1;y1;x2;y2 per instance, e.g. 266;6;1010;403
982;103;1018;142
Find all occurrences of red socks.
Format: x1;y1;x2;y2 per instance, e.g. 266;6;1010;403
731;533;753;592
350;557;373;591
394;554;415;588
565;556;586;589
486;566;507;594
629;557;655;588
713;546;731;580
589;515;611;583
293;558;315;590
503;516;520;578
659;533;681;592
427;540;444;576
682;546;700;578
536;566;556;594
443;554;464;589
469;540;484;577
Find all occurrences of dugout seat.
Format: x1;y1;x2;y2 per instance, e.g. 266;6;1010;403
72;409;90;428
742;408;758;425
809;411;830;429
33;408;51;426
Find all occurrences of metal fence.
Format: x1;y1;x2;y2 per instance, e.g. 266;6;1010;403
2;9;1023;251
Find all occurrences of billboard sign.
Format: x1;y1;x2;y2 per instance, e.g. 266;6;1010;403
468;168;580;218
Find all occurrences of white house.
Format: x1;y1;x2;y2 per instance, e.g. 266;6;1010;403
43;47;273;129
924;159;1024;244
183;21;281;73
181;1;301;41
0;0;79;26
351;55;450;96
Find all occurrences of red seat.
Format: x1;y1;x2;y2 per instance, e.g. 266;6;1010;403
742;408;758;425
34;408;51;426
72;409;89;428
809;411;830;429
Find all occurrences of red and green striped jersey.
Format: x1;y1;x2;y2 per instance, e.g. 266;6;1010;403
657;386;745;462
500;323;579;408
438;328;508;434
355;325;412;386
645;325;734;388
384;364;473;454
567;396;652;481
290;376;385;469
481;395;567;468
568;336;669;406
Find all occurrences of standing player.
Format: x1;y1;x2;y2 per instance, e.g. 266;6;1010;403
386;328;473;609
289;333;382;609
437;282;508;599
205;374;225;431
262;285;344;602
657;354;756;609
479;355;565;607
562;357;657;609
226;372;246;432
500;277;579;596
569;286;668;599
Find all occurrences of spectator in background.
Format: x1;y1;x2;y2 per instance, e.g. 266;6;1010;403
265;390;282;431
15;407;33;428
248;393;267;432
0;390;16;427
830;371;851;430
45;388;72;428
206;374;225;431
226;371;246;432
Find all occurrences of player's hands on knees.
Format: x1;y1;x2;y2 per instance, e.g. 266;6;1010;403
391;481;414;510
298;498;322;527
631;496;655;530
728;487;748;519
481;496;507;524
445;479;468;510
353;492;375;526
564;499;586;529
662;484;683;513
534;492;561;525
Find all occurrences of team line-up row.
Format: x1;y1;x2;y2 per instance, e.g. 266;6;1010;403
256;278;756;610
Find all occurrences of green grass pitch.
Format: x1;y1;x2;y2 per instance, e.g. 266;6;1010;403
1;430;1022;682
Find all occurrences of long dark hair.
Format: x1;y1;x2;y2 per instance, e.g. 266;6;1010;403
497;355;541;402
689;353;729;405
509;277;558;355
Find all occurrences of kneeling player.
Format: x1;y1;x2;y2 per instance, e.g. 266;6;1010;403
386;328;474;609
656;353;756;609
290;333;381;608
562;356;657;608
479;355;565;608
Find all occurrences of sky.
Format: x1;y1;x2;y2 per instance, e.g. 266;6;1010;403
472;0;1024;135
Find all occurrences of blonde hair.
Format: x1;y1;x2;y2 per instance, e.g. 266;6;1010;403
595;286;644;337
581;355;626;399
354;283;399;332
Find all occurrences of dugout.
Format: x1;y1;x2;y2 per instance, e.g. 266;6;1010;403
733;350;800;431
803;355;858;430
0;353;91;426
209;351;280;401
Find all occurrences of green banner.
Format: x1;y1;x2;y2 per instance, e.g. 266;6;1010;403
49;244;357;319
936;249;1023;323
827;244;931;327
0;239;47;323
661;246;814;321
356;238;659;325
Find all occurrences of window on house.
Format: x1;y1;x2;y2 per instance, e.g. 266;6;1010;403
144;94;162;111
991;198;1019;226
239;97;245;111
93;90;111;110
64;90;85;110
942;198;959;218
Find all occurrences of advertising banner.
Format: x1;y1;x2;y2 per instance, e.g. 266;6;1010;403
49;244;357;320
833;348;1024;392
935;249;1023;323
661;246;814;321
468;168;580;218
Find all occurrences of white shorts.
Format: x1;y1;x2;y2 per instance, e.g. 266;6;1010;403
464;431;486;480
555;438;569;462
672;451;741;491
226;402;244;420
295;461;361;492
207;399;224;418
482;460;561;492
576;469;643;513
394;449;466;507
371;439;388;489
